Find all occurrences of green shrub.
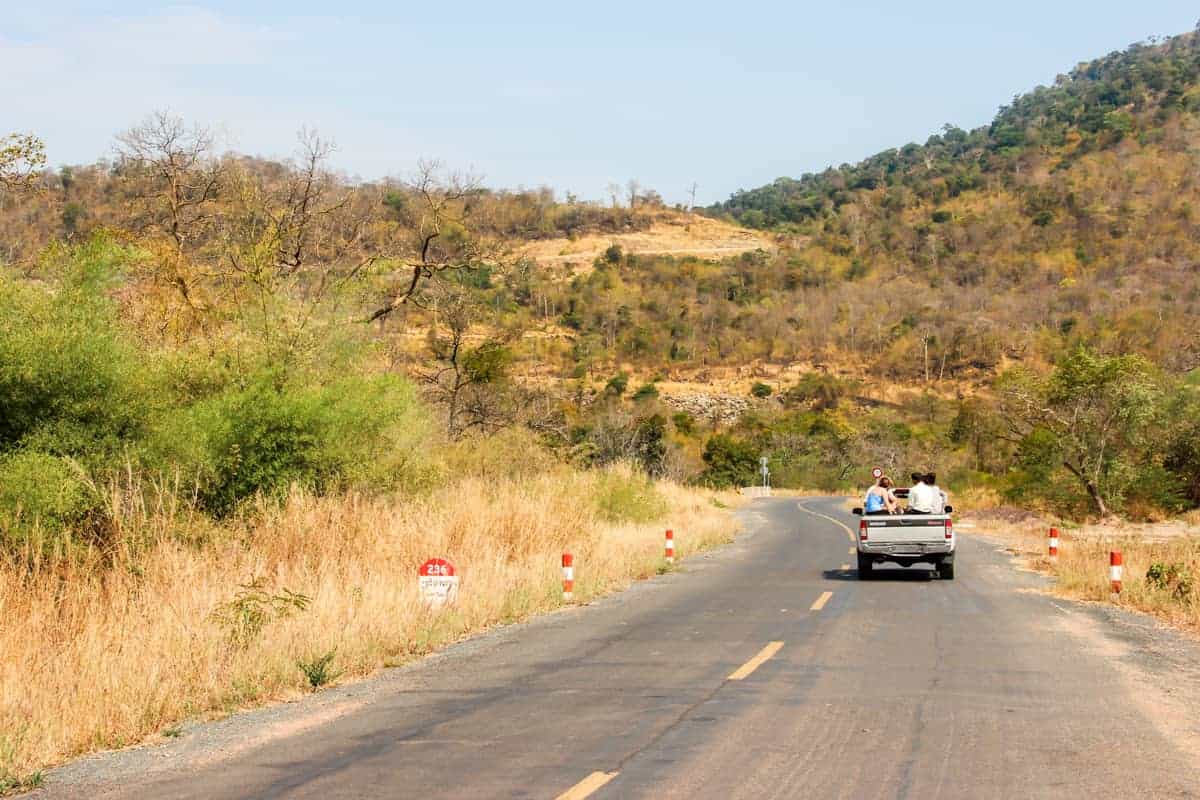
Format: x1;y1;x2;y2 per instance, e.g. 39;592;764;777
462;342;510;384
750;382;773;398
605;373;629;396
298;649;341;690
783;373;847;410
0;451;98;549
1124;463;1187;515
211;578;311;648
593;469;668;523
445;427;557;481
149;373;432;516
1146;563;1193;599
672;412;696;436
0;241;148;462
700;435;759;488
632;383;659;401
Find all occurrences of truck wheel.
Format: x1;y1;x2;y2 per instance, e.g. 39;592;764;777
857;552;873;580
938;559;956;580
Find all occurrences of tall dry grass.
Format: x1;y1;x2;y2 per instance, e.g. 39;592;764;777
972;518;1200;633
948;484;1003;512
0;466;738;784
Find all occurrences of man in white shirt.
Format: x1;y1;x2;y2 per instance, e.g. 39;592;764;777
926;473;946;513
907;473;941;514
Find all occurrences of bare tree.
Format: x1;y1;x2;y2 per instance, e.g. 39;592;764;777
114;112;226;317
687;181;698;212
606;182;622;208
219;129;376;354
625;178;641;209
116;111;224;256
368;160;507;322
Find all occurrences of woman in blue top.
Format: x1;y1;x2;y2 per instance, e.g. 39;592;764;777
864;476;899;515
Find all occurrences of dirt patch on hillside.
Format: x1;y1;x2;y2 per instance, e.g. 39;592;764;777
518;215;773;270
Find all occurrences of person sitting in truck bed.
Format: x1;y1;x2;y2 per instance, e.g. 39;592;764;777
907;472;945;514
864;476;900;515
927;473;947;513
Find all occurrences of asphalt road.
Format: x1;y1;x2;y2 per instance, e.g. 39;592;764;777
42;497;1200;799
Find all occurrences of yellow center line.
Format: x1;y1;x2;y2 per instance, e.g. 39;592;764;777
810;591;834;611
728;641;785;681
556;771;619;800
798;501;857;543
848;547;856;555
840;563;851;571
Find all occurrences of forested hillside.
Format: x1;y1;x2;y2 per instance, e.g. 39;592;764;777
4;32;1200;531
702;32;1200;372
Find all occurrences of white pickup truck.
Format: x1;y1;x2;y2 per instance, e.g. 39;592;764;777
851;493;955;579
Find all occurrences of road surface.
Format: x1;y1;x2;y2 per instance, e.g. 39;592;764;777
41;497;1200;798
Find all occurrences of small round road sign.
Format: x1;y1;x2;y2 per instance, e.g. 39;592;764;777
871;467;883;479
418;558;459;606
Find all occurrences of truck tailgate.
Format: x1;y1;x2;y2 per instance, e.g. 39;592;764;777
862;516;948;543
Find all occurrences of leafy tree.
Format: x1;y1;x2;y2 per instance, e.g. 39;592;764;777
997;348;1163;516
784;373;846;410
633;414;668;476
949;398;1007;473
0;132;46;191
1163;389;1200;506
420;287;514;437
701;434;759;488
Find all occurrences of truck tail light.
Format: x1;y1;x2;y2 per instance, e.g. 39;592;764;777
944;519;953;539
859;519;868;541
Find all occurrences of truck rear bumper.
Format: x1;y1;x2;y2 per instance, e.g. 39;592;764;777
859;542;955;559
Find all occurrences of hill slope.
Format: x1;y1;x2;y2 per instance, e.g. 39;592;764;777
3;30;1200;518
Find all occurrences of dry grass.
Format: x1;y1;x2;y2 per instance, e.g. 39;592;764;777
969;516;1200;633
0;467;739;784
950;485;1004;513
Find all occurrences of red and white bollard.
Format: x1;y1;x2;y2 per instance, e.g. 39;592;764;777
665;529;675;564
1110;550;1123;595
562;552;575;601
1048;527;1059;558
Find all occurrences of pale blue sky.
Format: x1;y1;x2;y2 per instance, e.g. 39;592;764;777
3;2;1197;203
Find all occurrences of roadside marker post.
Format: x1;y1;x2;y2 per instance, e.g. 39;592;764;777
1110;550;1123;595
562;552;575;602
1048;528;1059;558
665;529;675;564
418;558;459;607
